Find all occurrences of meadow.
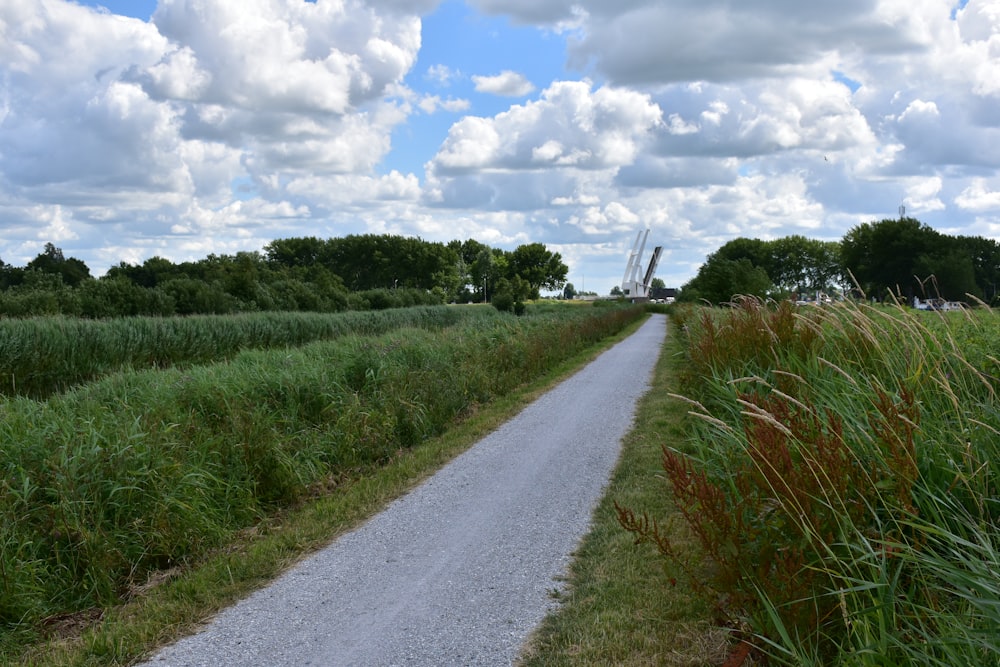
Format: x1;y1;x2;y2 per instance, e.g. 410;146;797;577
618;298;1000;664
0;302;644;661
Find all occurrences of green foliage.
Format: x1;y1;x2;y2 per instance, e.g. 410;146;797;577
679;257;772;304
622;299;1000;664
2;236;568;317
491;276;530;314
841;217;990;303
0;307;479;399
507;242;568;298
680;236;843;304
25;243;91;288
0;303;643;654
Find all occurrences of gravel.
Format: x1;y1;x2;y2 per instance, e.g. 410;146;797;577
141;314;666;667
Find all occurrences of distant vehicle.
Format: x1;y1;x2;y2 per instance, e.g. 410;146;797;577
794;292;834;306
913;297;964;311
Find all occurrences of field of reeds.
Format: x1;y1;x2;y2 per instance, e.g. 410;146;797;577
0;302;643;658
619;298;1000;664
0;307;496;399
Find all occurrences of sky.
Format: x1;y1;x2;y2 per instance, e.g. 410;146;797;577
1;0;998;295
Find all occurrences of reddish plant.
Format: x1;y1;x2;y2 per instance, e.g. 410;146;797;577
620;382;925;653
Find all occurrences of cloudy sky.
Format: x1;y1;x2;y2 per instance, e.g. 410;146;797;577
1;0;998;294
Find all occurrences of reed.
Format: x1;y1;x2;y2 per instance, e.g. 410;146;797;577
0;306;491;399
620;298;1000;664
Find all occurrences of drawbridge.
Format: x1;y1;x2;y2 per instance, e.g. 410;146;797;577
621;229;662;299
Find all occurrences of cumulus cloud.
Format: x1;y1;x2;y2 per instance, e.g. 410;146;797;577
146;0;420;112
431;80;661;173
0;0;432;267
472;70;536;96
2;0;425;195
956;178;1000;213
472;0;923;84
2;0;999;296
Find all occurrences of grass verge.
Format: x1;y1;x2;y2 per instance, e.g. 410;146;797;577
518;323;728;667
15;314;650;667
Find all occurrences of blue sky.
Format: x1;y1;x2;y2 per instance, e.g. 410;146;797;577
1;0;998;294
86;1;158;19
387;0;570;176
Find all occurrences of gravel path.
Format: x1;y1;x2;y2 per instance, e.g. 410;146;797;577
142;314;666;667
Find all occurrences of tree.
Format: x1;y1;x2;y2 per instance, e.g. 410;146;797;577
491;276;529;314
563;283;577;300
26;243;92;287
714;238;772;272
471;248;506;302
105;256;180;288
318;234;459;293
769;236;844;295
0;257;24;290
679;257;772;304
264;236;326;268
913;246;978;302
507;243;568;298
840;217;942;301
954;235;1000;304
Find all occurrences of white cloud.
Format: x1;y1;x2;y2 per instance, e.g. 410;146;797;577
0;0;426;198
0;0;435;273
666;114;699;135
2;0;1000;296
287;171;422;204
903;176;945;213
956;178;1000;212
431;80;661;174
426;64;460;86
418;95;472;114
433;117;504;170
899;99;941;121
472;70;536;96
147;0;420;113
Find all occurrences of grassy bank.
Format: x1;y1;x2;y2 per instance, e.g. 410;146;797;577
2;303;644;665
616;298;1000;665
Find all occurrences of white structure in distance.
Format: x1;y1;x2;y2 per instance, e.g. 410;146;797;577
621;229;662;300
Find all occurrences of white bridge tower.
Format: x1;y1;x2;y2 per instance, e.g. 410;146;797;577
621;229;662;299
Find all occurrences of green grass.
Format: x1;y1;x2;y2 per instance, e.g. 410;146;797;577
2;303;646;665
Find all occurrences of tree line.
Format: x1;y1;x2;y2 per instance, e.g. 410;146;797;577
0;236;568;318
679;217;1000;306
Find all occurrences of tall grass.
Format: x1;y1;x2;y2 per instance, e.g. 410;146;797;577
620;298;1000;664
0;304;643;656
0;306;492;399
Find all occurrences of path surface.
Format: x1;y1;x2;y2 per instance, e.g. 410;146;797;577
142;314;667;667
